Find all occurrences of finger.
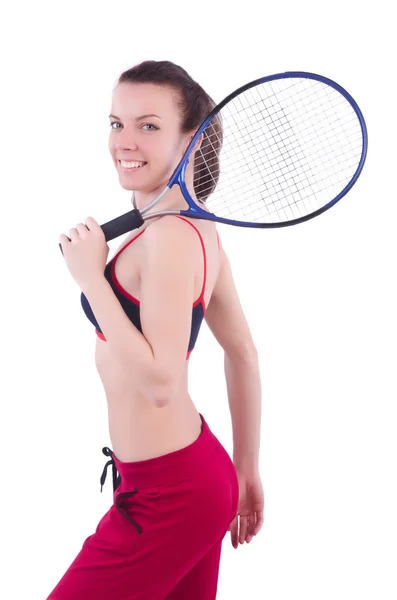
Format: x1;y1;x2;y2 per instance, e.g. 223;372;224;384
86;216;106;242
76;223;88;237
231;533;238;549
85;216;99;232
246;513;256;543
243;516;253;543
239;515;248;544
69;227;81;242
248;513;257;534
254;510;264;534
59;233;71;244
229;518;238;549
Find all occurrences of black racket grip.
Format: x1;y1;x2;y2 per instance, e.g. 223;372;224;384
58;209;145;255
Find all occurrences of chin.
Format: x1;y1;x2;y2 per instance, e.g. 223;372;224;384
118;180;135;191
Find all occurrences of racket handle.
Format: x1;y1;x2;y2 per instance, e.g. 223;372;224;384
58;209;145;255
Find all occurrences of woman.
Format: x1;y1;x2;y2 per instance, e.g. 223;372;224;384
50;60;264;600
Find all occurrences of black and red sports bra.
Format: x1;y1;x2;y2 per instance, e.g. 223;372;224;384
80;216;220;360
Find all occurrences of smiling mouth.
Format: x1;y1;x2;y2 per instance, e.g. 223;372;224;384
118;160;147;171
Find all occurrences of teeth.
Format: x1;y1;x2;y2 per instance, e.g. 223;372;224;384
120;160;145;168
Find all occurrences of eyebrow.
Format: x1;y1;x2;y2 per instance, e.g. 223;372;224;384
108;113;161;121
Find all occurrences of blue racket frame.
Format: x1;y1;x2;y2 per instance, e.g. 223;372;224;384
169;71;368;228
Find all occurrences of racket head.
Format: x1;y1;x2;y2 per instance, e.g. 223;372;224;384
170;71;368;228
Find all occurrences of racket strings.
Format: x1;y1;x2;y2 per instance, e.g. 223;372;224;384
196;124;362;178
196;133;360;220
192;77;363;223
196;106;360;167
232;87;318;217
195;120;361;206
197;101;360;180
204;130;362;202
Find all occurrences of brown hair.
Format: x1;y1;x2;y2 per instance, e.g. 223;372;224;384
116;60;223;201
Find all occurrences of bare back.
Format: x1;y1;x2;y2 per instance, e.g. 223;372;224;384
94;216;222;462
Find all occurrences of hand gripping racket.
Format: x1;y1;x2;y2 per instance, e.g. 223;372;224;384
59;71;367;253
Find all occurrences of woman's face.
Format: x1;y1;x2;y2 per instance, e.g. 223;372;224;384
109;82;190;194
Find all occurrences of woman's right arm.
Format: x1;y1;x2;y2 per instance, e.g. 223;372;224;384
205;250;262;474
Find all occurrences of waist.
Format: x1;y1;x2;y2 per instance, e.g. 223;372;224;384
107;394;202;462
95;342;189;397
110;413;219;489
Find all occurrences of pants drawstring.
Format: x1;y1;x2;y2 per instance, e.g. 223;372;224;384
100;447;142;534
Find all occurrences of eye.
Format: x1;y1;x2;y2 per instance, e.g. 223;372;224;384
141;123;159;131
109;121;121;129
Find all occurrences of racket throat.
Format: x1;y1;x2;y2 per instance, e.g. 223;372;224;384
139;186;171;215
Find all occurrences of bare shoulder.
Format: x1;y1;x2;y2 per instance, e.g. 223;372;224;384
143;215;205;245
205;245;257;359
143;214;219;260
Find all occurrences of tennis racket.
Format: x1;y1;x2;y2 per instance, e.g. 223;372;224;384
58;71;367;253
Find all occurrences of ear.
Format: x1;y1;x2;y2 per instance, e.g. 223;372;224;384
185;131;204;154
192;132;204;153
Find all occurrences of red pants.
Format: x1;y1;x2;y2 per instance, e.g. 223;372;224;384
46;414;239;599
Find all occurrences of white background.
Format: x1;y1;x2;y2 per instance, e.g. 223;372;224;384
1;1;396;598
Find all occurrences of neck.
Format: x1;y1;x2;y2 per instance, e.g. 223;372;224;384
132;180;197;214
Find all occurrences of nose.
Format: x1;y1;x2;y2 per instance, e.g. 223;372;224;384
116;141;139;151
114;127;139;151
